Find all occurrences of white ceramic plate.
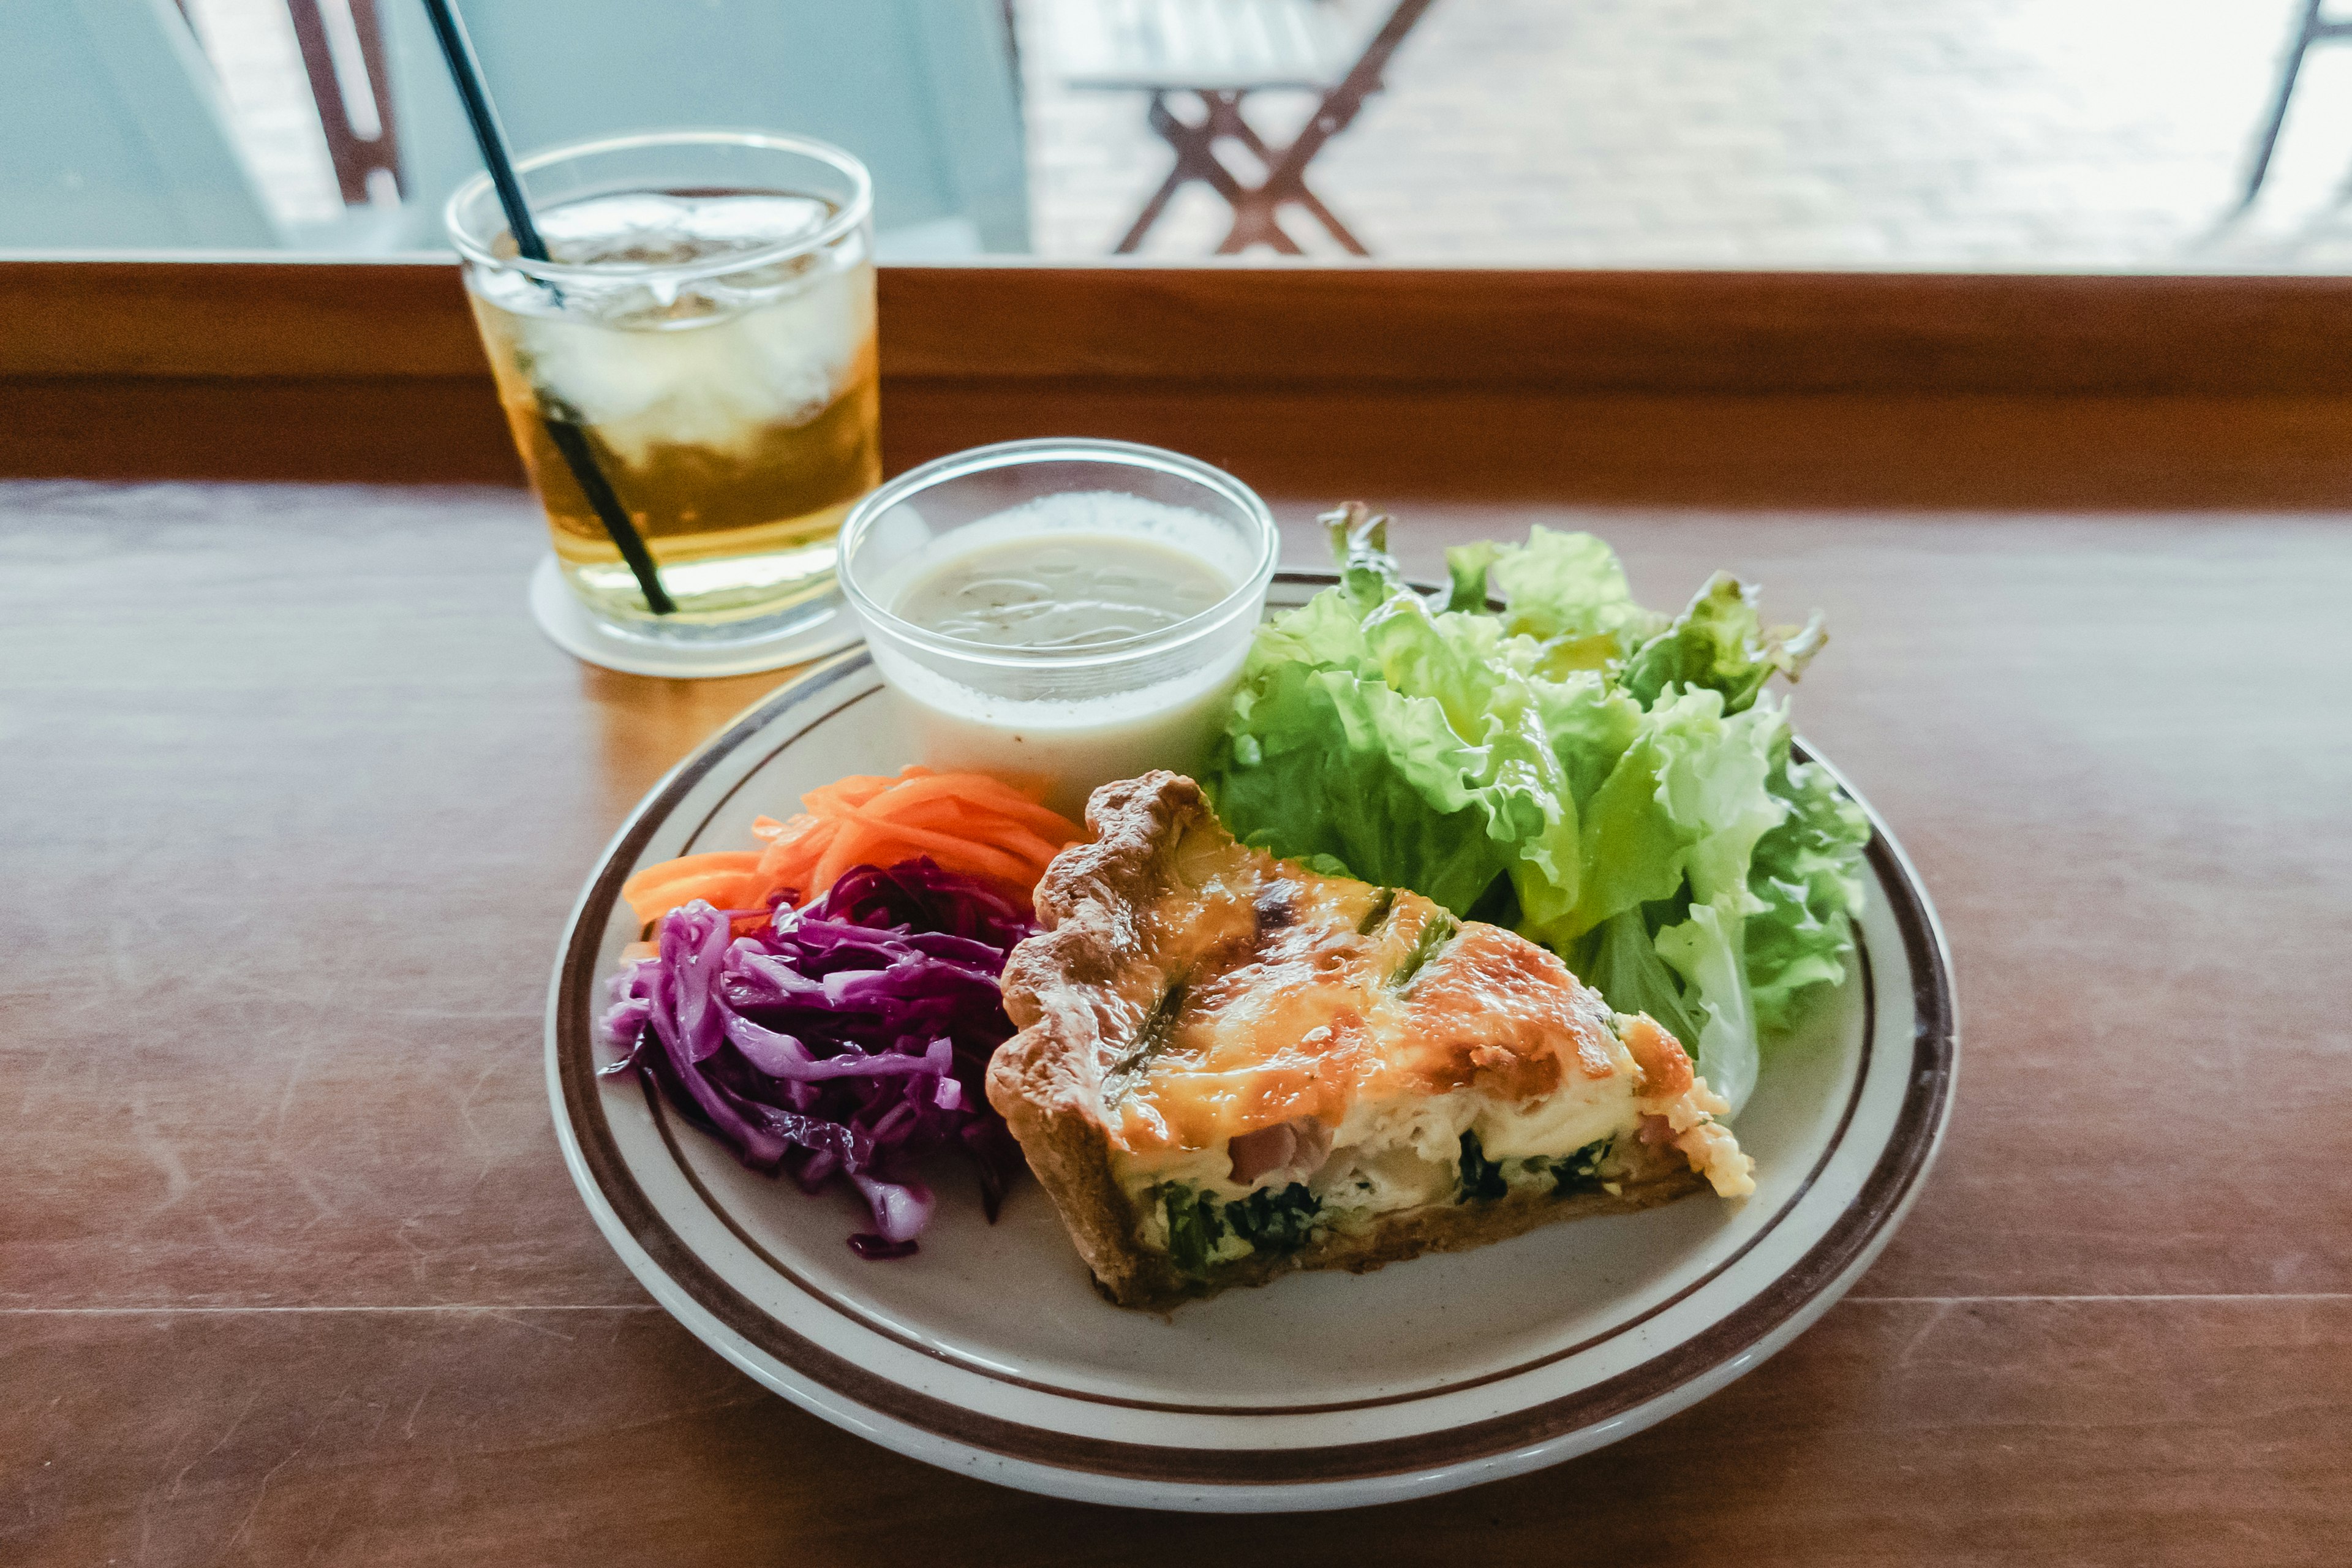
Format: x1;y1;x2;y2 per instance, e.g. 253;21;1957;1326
546;571;1959;1512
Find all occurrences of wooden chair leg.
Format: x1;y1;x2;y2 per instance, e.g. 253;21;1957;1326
1113;0;1438;256
284;0;402;205
1198;94;1336;254
1281;179;1370;256
1215;191;1305;254
1121;92;1266;253
1236;0;1438;254
1116;92;1205;253
2245;0;2328;205
1114;165;1188;254
1208;92;1277;167
1203;149;1291;251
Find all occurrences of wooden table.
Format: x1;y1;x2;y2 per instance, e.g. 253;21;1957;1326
3;265;2347;1563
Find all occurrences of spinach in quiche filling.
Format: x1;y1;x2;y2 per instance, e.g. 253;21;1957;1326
1545;1137;1613;1197
1460;1131;1616;1203
1156;1182;1325;1276
1457;1130;1509;1202
1158;1133;1620;1278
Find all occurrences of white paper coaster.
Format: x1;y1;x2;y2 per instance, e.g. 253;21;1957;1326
528;556;862;679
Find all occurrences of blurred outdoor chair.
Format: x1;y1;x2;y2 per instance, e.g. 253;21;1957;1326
283;0;405;209
1;0;281;248
1060;0;1436;254
2244;0;2352;205
377;0;1031;255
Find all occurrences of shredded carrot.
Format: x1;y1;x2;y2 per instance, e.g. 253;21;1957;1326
857;797;974;835
622;850;760;896
847;794;1077;863
619;765;1083;924
800;771;913;816
621;851;767;924
752;814;830;880
833;807;1039;883
850;771;1077;837
624;873;766;926
998;821;1070;864
625;864;758;901
810;823;867;892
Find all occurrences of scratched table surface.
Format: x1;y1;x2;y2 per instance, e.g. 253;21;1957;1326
2;479;2346;1566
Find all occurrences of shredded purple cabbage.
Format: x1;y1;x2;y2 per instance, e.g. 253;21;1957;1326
599;859;1035;1257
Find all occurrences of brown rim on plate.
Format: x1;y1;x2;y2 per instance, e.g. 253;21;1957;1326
551;570;1959;1487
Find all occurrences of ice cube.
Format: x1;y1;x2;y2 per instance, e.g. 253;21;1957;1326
532;192;836;270
510;260;872;464
678;194;832;251
538;193;701;266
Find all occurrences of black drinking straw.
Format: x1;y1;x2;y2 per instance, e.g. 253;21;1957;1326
420;0;676;616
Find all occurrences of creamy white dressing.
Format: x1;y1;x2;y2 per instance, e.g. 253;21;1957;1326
893;534;1231;649
864;493;1255;817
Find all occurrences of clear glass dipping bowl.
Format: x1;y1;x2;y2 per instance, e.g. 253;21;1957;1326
837;439;1280;817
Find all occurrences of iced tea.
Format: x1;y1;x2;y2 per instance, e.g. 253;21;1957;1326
451;136;878;636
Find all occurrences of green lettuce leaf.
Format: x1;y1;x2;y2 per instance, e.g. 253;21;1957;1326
1574;907;1708;1052
1443;540;1501;614
1207;512;1577;918
1622;572;1827;714
1207;511;1868;1121
1518;686;1784;949
1519;667;1646;809
1447;525;1667;676
1746;731;1873;1033
1654;893;1761;1114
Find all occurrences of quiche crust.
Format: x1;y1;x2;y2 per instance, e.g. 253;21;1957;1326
987;771;1747;1310
990;772;1208;1305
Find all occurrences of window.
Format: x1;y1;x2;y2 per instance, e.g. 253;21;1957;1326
9;0;2348;271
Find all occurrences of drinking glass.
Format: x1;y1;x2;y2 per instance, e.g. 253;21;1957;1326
448;131;878;644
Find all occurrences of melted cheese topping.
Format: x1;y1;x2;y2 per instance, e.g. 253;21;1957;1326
1099;824;1752;1212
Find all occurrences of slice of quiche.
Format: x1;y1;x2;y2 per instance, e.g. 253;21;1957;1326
988;771;1755;1309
